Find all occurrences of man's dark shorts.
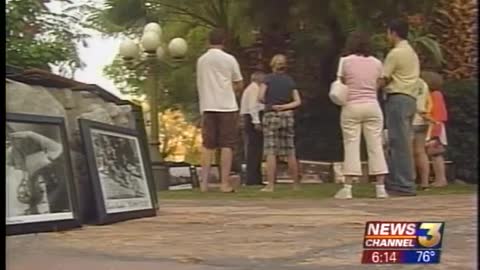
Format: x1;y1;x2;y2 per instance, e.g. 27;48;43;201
202;111;239;149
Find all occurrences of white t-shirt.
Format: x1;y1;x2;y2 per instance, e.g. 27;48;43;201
240;82;264;124
197;48;243;113
413;80;430;126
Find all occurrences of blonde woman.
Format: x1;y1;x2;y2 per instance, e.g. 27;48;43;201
258;54;302;192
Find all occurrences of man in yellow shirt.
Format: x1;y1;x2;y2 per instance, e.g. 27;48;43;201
379;19;422;196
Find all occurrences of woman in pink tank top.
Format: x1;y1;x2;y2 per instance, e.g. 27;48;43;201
334;31;389;199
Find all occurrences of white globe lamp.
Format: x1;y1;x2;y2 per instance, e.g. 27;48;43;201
141;31;161;54
143;22;162;37
119;39;139;60
168;38;188;58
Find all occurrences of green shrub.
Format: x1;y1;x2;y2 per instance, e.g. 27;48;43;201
443;79;478;183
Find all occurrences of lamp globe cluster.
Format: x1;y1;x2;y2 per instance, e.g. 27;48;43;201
119;22;188;60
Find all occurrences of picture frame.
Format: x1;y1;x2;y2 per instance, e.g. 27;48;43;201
6;113;81;235
168;163;194;190
194;165;220;184
298;160;332;183
78;119;156;225
261;161;293;184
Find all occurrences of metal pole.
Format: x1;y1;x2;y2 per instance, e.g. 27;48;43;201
146;60;170;192
148;62;160;157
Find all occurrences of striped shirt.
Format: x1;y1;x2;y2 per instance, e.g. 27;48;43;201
338;54;382;104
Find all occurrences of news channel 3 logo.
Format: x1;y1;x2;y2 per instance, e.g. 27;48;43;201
416;222;445;249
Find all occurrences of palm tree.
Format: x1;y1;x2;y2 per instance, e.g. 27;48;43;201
75;0;255;47
408;26;445;69
431;0;478;79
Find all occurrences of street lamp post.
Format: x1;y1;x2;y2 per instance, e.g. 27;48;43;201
119;22;188;191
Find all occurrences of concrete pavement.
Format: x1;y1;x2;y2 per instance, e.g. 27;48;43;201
6;194;478;270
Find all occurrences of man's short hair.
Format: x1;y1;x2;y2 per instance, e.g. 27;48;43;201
209;28;226;45
250;71;265;83
387;19;409;40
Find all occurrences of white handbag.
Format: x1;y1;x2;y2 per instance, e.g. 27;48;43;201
329;57;348;106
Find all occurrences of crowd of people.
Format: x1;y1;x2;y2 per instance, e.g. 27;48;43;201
196;19;449;197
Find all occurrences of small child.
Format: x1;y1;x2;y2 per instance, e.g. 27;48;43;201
421;71;449;187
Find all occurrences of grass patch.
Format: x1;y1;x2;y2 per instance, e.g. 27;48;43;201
158;183;477;200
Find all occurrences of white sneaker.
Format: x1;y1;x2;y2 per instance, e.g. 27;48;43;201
376;185;389;199
334;187;352;199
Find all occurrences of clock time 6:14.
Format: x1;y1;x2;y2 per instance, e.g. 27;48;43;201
362;250;399;264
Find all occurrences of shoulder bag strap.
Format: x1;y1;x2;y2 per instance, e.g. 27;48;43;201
336;57;345;79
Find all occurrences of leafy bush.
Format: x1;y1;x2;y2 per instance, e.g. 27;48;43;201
443;79;478;183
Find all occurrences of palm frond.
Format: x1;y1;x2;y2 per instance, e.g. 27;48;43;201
415;36;445;65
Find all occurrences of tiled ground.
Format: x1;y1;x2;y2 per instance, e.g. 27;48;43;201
6;194;477;270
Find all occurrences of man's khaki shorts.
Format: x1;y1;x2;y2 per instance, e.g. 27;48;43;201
201;111;239;149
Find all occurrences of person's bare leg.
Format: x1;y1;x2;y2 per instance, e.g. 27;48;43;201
414;136;430;189
344;176;353;185
287;153;300;190
262;154;276;192
220;147;234;192
431;155;448;187
200;147;214;192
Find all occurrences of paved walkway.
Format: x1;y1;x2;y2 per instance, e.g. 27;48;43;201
7;194;477;270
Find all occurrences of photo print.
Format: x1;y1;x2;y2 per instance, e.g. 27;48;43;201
298;160;332;183
6;113;80;234
168;165;193;190
90;129;152;212
79;119;156;225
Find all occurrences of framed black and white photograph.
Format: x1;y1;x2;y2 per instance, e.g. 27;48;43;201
168;164;193;190
79;119;156;225
6;113;81;235
298;160;332;183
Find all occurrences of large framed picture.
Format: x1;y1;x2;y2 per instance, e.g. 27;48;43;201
79;119;156;225
6;113;81;235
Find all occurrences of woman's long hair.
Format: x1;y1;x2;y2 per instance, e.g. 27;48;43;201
342;31;373;57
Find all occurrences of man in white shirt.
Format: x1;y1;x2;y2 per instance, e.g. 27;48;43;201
197;28;244;192
240;71;265;185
